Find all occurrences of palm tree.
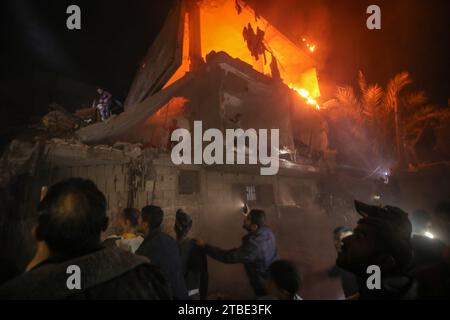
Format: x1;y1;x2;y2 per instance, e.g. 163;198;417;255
325;71;450;171
383;72;412;166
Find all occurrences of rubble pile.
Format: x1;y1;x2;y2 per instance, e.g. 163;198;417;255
39;103;98;135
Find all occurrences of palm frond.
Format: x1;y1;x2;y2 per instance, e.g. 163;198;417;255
336;86;359;111
402;91;427;117
358;70;367;94
405;91;427;107
384;72;412;109
404;105;450;132
362;84;384;116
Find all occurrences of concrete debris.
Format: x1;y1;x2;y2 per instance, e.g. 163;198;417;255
0;139;45;187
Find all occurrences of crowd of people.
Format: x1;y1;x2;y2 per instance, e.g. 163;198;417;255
0;178;449;300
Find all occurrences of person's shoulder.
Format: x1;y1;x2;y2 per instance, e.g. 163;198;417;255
258;225;274;234
73;262;172;300
250;226;275;241
412;235;446;257
161;231;178;245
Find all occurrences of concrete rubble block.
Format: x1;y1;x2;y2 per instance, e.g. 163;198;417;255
50;143;89;161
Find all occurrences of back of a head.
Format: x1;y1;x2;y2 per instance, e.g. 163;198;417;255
269;260;301;299
174;209;192;238
249;209;266;228
141;205;164;230
355;201;413;273
123;208;139;228
37;178;108;256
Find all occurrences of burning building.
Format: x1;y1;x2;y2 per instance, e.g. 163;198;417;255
1;0;351;298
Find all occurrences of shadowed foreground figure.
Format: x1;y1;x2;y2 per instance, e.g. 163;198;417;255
411;202;450;299
0;178;171;300
263;260;303;300
328;226;359;298
196;209;278;297
337;201;416;300
409;209;446;271
174;209;208;300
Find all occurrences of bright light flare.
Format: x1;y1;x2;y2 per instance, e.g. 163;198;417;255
424;231;435;239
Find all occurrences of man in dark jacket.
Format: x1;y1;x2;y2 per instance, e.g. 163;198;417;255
0;178;171;300
196;209;278;297
174;209;208;299
136;205;188;300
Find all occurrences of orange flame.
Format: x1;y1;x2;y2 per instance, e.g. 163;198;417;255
289;85;320;110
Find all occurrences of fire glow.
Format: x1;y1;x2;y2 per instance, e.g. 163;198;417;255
162;0;321;101
289;85;320;109
302;38;317;53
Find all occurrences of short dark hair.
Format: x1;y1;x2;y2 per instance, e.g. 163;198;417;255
248;209;266;228
174;209;192;238
123;208;139;228
36;178;108;255
269;260;301;299
141;205;164;230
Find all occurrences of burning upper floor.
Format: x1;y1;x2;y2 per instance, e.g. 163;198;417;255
124;0;321;110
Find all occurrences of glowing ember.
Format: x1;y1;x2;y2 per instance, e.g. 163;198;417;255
302;38;317;53
289;85;320;109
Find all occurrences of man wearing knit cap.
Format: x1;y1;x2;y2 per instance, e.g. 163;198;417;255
337;200;417;299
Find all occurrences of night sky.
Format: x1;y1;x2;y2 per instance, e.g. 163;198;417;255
1;0;449;146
